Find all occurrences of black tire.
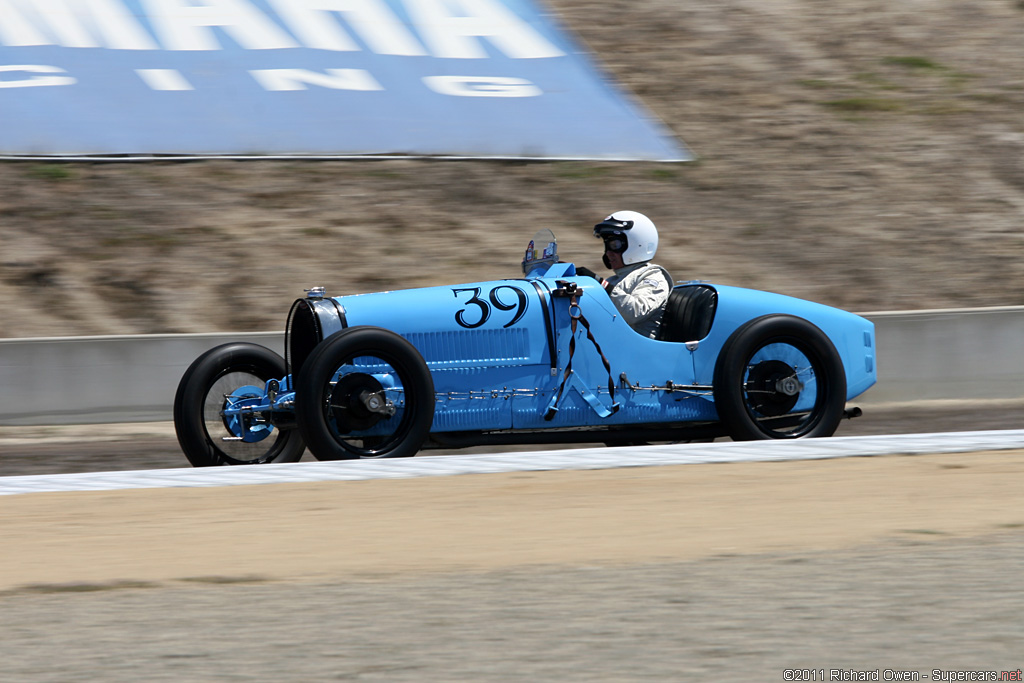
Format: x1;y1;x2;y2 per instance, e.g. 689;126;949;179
174;342;305;467
295;326;434;460
713;315;846;440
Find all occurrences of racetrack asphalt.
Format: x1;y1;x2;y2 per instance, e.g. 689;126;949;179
1;400;1021;476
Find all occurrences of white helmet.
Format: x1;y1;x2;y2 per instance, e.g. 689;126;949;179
594;210;658;266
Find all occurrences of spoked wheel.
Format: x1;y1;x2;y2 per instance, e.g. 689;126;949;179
295;326;434;460
174;343;305;466
713;315;846;440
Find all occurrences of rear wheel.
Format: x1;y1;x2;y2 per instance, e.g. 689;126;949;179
174;343;305;466
295;327;435;460
713;315;846;440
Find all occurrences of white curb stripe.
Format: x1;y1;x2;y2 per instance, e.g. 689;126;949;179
2;430;1023;497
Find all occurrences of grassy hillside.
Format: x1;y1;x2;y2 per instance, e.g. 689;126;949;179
2;0;1023;337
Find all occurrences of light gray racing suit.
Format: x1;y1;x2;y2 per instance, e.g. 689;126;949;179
604;262;672;338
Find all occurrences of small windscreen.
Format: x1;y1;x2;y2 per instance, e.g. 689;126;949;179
521;228;558;276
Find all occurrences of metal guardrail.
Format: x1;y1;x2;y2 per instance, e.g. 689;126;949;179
857;306;1024;404
0;332;281;426
1;307;1022;426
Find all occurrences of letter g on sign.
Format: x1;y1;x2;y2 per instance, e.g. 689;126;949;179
0;65;76;88
423;76;542;97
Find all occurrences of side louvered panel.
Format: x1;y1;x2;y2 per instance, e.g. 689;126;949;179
432;404;510;431
625;398;718;422
512;391;718;429
404;328;531;368
430;367;515;431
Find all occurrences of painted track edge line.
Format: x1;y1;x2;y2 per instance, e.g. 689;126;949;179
2;430;1023;497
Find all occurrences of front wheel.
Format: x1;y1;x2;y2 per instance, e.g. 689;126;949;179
174;342;305;466
295;327;435;460
713;315;846;440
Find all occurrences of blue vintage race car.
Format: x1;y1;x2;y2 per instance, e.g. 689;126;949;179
174;229;876;466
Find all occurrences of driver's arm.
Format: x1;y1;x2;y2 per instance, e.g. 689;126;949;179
575;265;610;289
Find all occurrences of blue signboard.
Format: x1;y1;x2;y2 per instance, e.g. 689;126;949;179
0;0;690;160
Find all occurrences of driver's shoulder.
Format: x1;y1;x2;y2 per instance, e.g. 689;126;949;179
633;263;672;288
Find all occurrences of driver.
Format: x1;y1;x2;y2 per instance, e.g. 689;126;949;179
576;211;672;338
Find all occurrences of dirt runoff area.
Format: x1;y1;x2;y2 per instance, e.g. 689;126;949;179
2;451;1023;680
3;450;1024;588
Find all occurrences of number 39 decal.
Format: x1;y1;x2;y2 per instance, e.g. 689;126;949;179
453;285;529;329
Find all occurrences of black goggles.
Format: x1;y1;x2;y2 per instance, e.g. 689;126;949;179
594;218;633;254
602;234;627;253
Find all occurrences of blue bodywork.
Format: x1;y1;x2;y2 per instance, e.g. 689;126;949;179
230;259;876;444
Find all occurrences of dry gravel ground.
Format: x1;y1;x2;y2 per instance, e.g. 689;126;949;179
1;452;1023;681
1;536;1023;682
3;0;1024;338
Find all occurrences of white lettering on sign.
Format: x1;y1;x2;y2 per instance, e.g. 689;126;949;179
136;68;194;90
423;75;540;97
267;0;426;56
144;0;298;50
406;0;563;59
0;64;76;87
250;67;383;91
0;64;550;95
0;0;564;58
0;0;157;49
